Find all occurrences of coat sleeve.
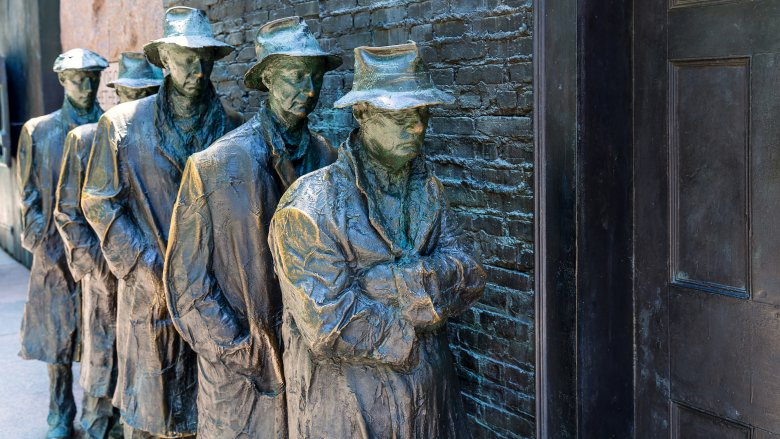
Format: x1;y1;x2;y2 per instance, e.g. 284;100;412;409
164;158;248;366
81;115;148;279
269;205;417;368
16;124;45;251
55;129;100;281
360;205;486;330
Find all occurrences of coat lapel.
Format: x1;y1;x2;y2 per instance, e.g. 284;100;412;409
407;169;441;254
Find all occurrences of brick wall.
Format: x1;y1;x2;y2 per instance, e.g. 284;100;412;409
164;0;535;437
60;0;164;109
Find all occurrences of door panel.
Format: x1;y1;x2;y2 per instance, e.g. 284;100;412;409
672;403;751;439
669;57;750;297
635;0;780;437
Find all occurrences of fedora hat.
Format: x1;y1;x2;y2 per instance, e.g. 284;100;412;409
334;41;453;110
53;48;108;73
143;6;233;68
244;16;342;91
107;52;164;89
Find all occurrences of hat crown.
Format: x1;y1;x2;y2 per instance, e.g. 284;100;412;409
117;52;163;81
352;42;433;93
163;6;215;39
255;16;324;62
53;48;108;72
243;16;341;91
333;41;453;109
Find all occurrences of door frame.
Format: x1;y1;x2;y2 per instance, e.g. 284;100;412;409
534;0;634;437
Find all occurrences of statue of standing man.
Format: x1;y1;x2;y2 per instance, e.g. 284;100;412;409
269;42;486;439
164;17;341;439
54;51;163;439
82;7;241;438
17;48;107;439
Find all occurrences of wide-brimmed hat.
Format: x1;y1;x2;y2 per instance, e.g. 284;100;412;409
244;16;342;91
107;52;164;89
143;6;233;68
334;41;454;110
53;48;108;73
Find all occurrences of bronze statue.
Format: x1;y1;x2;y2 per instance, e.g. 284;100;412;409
107;51;164;101
16;48;107;439
268;42;486;439
81;7;240;438
54;51;162;439
163;16;341;439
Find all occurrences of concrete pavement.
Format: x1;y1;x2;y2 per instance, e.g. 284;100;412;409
0;249;85;438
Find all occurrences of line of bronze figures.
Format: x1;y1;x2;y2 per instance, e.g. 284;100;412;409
17;6;486;439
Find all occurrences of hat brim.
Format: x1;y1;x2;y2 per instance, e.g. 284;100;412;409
333;89;454;110
144;36;234;67
54;66;108;73
107;78;164;89
244;52;342;91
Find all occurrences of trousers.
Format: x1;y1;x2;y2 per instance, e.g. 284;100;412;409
82;393;121;438
47;363;76;435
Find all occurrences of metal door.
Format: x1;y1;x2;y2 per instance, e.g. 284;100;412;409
635;1;780;437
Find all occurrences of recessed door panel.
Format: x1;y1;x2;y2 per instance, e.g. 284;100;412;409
672;403;751;439
669;58;749;298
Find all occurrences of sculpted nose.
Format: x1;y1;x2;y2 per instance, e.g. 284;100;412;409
303;76;315;97
412;121;425;135
80;79;93;92
193;61;206;78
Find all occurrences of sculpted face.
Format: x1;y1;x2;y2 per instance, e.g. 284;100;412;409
158;44;215;98
58;70;101;110
354;103;430;172
262;57;325;126
115;85;159;104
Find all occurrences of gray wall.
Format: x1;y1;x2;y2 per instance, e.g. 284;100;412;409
0;0;62;266
164;0;535;437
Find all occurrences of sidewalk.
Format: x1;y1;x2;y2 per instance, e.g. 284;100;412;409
0;249;84;438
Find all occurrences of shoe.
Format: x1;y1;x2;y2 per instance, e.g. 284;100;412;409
108;420;124;438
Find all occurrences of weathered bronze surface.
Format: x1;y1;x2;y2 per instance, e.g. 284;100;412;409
163;17;340;439
269;42;486;439
17;47;107;439
81;7;240;438
54;50;160;439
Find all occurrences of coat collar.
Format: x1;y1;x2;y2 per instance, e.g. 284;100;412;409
340;130;441;256
259;102;320;191
153;76;227;172
61;97;103;131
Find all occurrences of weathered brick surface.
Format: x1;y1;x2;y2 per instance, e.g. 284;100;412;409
165;0;535;437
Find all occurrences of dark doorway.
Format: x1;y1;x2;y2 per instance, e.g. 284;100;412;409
634;1;780;437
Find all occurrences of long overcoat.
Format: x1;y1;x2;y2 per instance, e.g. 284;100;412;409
164;105;336;439
55;123;117;398
16;99;102;365
81;78;240;437
268;132;486;439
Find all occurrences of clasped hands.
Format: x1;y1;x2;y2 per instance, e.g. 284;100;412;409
358;255;450;331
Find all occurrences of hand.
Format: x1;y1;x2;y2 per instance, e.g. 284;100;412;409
381;316;419;373
359;262;398;304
